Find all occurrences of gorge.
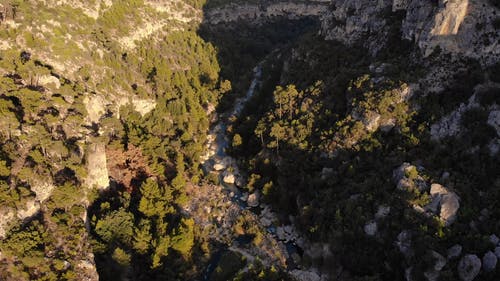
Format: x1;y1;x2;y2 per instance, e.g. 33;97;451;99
0;0;498;281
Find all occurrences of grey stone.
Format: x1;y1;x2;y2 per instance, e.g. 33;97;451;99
440;192;460;226
489;234;499;246
364;221;377;236
247;192;260;207
447;244;462;260
482;251;497;272
457;254;481;281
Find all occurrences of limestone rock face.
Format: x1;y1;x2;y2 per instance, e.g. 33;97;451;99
131;97;157;117
30;181;56;203
0;209;15;238
75;253;100;281
16;200;40;220
84;94;108;124
430;93;480;140
457;254;481;281
321;0;499;63
85;142;109;190
429;183;460;226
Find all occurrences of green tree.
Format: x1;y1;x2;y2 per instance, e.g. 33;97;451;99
138;178;171;217
232;133;242;148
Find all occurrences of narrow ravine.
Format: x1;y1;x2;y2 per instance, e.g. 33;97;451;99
198;60;319;280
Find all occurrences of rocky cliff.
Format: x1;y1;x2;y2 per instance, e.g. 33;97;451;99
206;0;498;64
321;0;499;64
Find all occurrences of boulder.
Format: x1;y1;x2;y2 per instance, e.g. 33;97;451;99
489;234;499;246
447;244;462;260
223;173;235;184
247;192;260;207
482;251;497;272
430;183;448;196
213;163;225;171
85;142;109;190
429;184;460;226
457;254;481;281
364;221;378;236
440;192;460;226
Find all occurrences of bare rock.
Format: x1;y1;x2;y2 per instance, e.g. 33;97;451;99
247;192;260;207
447;244;462;260
440;192;460;226
213;163;225;171
428;184;460;226
489;234;500;246
290;269;321;281
131;97;156;117
482;251;497;272
85;142;109;190
223;172;235;184
364;221;378;236
458;254;481;281
38;75;61;89
16;200;40;220
0;209;15;238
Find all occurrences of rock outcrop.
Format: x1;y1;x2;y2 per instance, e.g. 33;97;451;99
393;163;460;226
429;183;460;226
322;0;500;64
85;142;109;190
